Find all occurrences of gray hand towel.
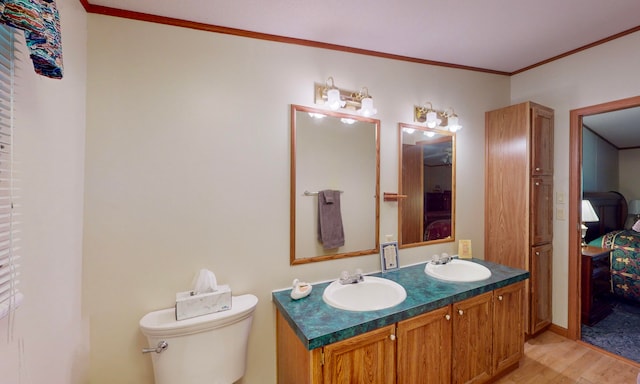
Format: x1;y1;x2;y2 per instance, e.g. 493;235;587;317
318;190;345;249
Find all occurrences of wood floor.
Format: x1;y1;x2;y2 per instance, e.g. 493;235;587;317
495;331;640;384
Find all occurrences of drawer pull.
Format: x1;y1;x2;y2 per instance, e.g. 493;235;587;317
445;314;451;321
389;334;396;341
498;295;504;301
458;309;464;316
535;182;540;186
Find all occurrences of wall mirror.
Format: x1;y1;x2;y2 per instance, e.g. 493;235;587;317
398;122;455;248
290;104;380;265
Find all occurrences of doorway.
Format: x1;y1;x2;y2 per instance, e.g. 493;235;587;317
568;95;640;351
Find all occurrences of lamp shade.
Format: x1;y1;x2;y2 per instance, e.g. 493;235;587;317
426;110;440;128
359;97;377;117
326;88;343;110
628;199;640;215
581;200;599;223
447;115;462;132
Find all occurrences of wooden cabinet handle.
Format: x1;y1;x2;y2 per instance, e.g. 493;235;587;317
536;252;540;256
389;334;396;341
535;182;540;186
535;167;541;171
458;309;464;316
445;314;451;321
498;295;503;301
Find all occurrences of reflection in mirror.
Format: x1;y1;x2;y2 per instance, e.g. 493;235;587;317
290;105;380;265
398;123;455;248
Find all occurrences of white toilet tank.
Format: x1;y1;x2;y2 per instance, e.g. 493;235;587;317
139;294;258;384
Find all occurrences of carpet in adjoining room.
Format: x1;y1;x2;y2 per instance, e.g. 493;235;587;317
581;298;640;363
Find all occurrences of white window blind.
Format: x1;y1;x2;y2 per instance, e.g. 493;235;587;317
0;24;21;321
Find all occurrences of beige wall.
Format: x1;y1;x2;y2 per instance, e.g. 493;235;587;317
510;30;640;329
0;0;88;383
84;14;509;383
620;149;640;204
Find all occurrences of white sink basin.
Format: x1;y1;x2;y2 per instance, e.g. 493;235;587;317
322;276;407;311
424;259;492;282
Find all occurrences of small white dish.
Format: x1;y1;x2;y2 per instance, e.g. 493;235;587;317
290;279;312;300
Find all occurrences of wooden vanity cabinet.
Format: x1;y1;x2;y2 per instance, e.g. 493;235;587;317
485;101;554;336
276;282;524;384
397;283;524;384
397;306;452;384
492;282;525;376
276;311;394;384
452;291;493;384
322;325;396;384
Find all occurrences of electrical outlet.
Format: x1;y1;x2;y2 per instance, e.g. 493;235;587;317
556;207;565;220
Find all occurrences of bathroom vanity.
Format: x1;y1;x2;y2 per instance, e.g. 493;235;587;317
273;259;529;384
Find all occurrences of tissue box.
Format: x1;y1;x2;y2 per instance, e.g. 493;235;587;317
175;285;232;321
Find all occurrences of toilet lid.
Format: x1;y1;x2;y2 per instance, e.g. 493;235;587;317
139;294;258;337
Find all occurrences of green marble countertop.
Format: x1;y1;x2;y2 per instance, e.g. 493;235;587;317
272;258;529;350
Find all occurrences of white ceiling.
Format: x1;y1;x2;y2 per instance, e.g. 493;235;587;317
584;107;640;149
86;0;640;146
88;0;640;74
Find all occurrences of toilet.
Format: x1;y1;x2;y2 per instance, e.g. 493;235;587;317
139;294;258;384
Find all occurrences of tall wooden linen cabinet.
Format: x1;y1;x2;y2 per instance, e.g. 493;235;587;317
485;101;553;336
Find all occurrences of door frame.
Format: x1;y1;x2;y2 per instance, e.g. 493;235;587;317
568;95;640;340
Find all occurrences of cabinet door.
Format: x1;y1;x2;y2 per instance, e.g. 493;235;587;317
530;243;553;334
493;282;525;375
322;324;396;384
397;305;452;384
530;176;553;245
452;292;493;384
530;104;554;176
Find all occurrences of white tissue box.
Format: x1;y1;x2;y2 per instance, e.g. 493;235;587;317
175;285;232;321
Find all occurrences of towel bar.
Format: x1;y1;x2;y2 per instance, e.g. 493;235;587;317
383;192;408;202
304;190;344;196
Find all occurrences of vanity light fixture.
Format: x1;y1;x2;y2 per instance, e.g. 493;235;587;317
326;85;345;110
414;102;462;132
357;87;377;117
444;108;463;132
415;102;441;128
314;77;377;116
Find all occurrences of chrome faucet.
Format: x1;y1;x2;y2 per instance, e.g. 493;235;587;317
431;253;457;265
339;269;365;285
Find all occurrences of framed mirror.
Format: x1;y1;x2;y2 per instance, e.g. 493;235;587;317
398;122;455;248
290;104;380;265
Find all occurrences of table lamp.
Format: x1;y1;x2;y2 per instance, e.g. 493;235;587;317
581;200;599;246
